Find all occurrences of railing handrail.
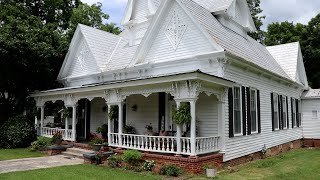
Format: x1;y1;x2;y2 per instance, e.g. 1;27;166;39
196;136;219;140
121;133;176;139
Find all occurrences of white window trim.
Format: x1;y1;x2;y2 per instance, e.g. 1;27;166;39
250;88;259;134
298;99;302;128
292;98;297;128
281;95;288;129
273;93;280;131
233;86;243;136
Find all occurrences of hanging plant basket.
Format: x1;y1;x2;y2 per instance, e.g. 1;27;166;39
173;102;191;125
108;106;119;120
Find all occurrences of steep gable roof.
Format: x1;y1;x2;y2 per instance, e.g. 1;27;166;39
267;42;309;88
180;0;290;80
58;24;121;80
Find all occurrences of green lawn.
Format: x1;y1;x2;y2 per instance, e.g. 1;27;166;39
0;164;161;180
1;149;320;180
215;148;320;180
0;148;46;161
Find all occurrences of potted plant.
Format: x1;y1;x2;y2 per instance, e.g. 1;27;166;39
203;163;218;178
124;125;136;134
97;124;108;139
145;124;153;135
89;136;104;151
51;132;63;145
95;152;102;165
173;102;191;125
108;106;119;120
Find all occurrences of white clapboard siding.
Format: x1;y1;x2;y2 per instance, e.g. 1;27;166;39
131;0;148;24
67;37;99;78
196;93;219;137
145;1;217;64
222;63;303;162
90;98;107;133
126;94;159;135
302;99;320;139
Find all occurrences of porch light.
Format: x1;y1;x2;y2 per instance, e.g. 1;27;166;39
131;104;137;112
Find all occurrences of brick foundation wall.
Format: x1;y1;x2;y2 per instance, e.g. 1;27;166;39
113;149;223;174
303;138;320;148
225;139;302;167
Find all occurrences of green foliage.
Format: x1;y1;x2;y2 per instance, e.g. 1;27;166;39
108;155;122;168
31;137;52;151
62;108;71;119
0;115;37;149
51;132;63;144
0;1;121;125
203;162;218;169
246;0;265;42
143;160;156;171
108;106;119;120
124;125;136;134
173;102;191;125
96;124;108;133
89;137;104;146
160;165;181;177
122;150;143;166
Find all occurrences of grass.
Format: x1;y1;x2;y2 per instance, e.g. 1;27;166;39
1;149;320;180
0;148;46;161
0;164;162;180
214;148;320;180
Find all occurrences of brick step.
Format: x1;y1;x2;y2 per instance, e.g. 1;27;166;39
66;147;94;154
62;151;84;159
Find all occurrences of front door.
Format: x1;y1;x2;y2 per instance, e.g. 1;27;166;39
77;99;90;141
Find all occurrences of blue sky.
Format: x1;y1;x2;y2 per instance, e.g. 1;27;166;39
82;0;320;30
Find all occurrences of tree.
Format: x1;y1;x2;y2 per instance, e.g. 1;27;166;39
264;22;306;46
0;1;121;125
303;14;320;88
246;0;265;42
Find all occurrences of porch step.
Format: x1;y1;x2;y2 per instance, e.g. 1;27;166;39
62;148;95;159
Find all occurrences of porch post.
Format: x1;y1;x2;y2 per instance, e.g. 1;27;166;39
71;104;78;142
107;105;112;144
218;95;226;152
65;117;68;139
176;101;182;155
40;106;45;135
118;102;123;146
190;99;197;156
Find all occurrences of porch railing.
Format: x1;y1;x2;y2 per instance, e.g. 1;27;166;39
109;133;220;155
41;127;73;141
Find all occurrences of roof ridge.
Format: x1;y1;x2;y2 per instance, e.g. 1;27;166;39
78;24;120;38
266;41;300;48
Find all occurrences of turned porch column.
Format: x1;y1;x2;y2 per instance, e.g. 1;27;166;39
218;94;227;152
118;102;124;146
190;99;197;156
65;116;69;139
107;105;112;144
71;104;78;141
176;101;182;155
40;106;45;135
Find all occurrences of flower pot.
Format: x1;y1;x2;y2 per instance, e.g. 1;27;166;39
55;139;63;145
206;168;216;178
95;157;101;165
91;144;102;151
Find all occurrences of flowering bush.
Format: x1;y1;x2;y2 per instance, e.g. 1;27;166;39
51;131;63;144
143;160;156;171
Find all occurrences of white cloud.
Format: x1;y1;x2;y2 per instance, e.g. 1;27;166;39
261;0;320;30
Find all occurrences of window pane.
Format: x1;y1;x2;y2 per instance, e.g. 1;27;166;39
251;111;257;132
235;110;241;134
274;112;279;129
283;112;287;128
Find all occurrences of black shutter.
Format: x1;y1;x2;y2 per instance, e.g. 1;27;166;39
246;87;251;135
271;93;275;131
228;88;234;137
278;95;282;130
257;90;261;133
286;97;289;129
296;99;299;127
242;86;246;136
291;98;294;128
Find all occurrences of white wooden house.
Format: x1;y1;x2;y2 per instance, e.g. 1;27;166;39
31;0;315;163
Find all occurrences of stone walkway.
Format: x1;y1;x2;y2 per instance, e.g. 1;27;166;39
0;155;83;174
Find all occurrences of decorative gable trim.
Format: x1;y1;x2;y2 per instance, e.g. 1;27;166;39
121;0;134;26
165;9;188;50
131;0;224;66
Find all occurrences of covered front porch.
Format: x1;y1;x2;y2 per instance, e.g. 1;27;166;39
32;71;233;156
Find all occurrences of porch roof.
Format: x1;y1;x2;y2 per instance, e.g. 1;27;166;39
31;70;234;97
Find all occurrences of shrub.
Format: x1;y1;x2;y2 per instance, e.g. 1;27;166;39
143;160;156;171
108;155;122;168
0;115;37;149
122;150;142;166
160;165;181;177
51;132;63;144
31;137;52;151
89;136;104;146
